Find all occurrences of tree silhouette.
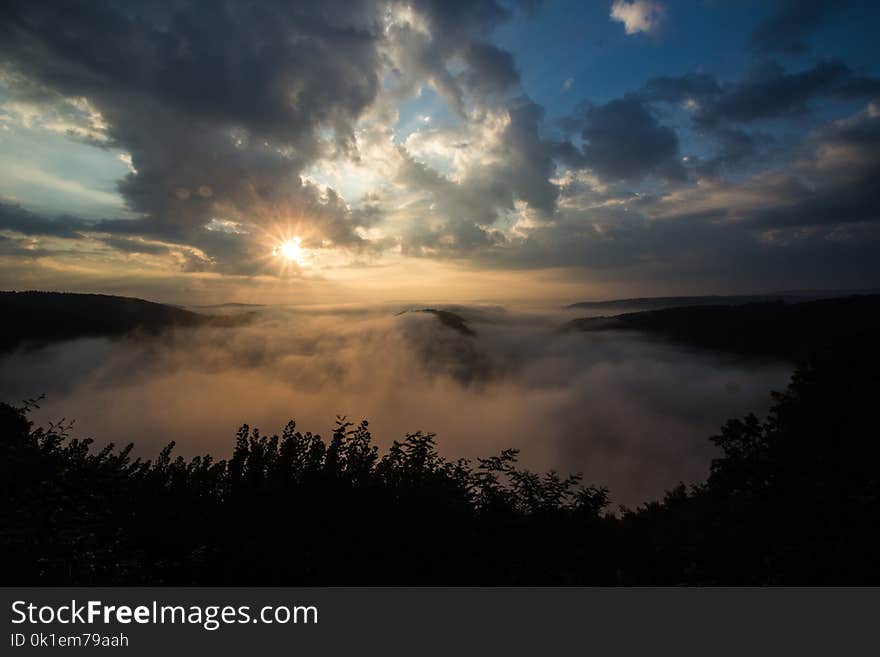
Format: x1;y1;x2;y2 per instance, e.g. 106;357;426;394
2;343;878;584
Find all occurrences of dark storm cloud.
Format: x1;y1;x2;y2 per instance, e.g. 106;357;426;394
389;82;879;278
0;0;387;268
743;106;880;229
0;202;89;238
0;0;548;271
748;0;845;55
643;104;880;234
635;59;880;181
483;196;880;290
491;98;561;213
484;199;743;272
690;127;762;177
409;0;542;45
461;42;520;95
411;0;509;34
0;1;382;145
699;60;880;126
0;200;216;269
0;199;181;246
568;97;683;182
641;72;722;104
464;100;880;284
643;60;880;127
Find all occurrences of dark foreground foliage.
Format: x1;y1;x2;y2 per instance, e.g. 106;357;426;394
1;346;878;584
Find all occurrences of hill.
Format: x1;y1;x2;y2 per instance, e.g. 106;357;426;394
565;289;880;312
0;291;250;352
401;308;476;337
564;295;880;361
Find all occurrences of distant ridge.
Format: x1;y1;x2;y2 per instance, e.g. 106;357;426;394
565;294;880;361
566;289;880;311
0;291;251;352
190;302;266;309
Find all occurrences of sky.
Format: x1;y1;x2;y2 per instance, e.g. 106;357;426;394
1;0;879;305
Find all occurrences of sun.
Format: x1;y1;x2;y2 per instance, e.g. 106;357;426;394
274;237;308;265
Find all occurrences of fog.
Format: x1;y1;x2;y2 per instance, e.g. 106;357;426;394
0;304;792;506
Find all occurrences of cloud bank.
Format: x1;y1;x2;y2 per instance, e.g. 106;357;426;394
0;305;792;506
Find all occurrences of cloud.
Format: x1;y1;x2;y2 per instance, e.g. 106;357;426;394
643;60;880;127
0;0;547;274
570;96;683;182
634;59;880;180
621;103;880;247
0;202;89;238
461;42;520;96
641;72;722;104
609;0;665;35
750;103;880;228
0;0;878;295
446;98;880;291
689;128;763;178
0;0;389;271
381;0;524;116
391;96;566;254
95;236;176;257
749;0;844;55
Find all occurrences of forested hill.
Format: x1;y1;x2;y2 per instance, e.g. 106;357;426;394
565;295;880;361
0;291;248;352
566;290;880;312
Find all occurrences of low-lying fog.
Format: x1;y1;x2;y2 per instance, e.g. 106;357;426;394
0;304;792;506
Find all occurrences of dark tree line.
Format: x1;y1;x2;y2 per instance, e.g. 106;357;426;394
1;344;878;584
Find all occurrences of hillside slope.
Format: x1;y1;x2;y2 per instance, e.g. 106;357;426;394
565;295;880;361
0;291;249;351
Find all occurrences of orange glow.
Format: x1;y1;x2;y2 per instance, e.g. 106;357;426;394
275;237;308;265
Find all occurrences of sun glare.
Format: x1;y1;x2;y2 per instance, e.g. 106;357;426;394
275;237;307;265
